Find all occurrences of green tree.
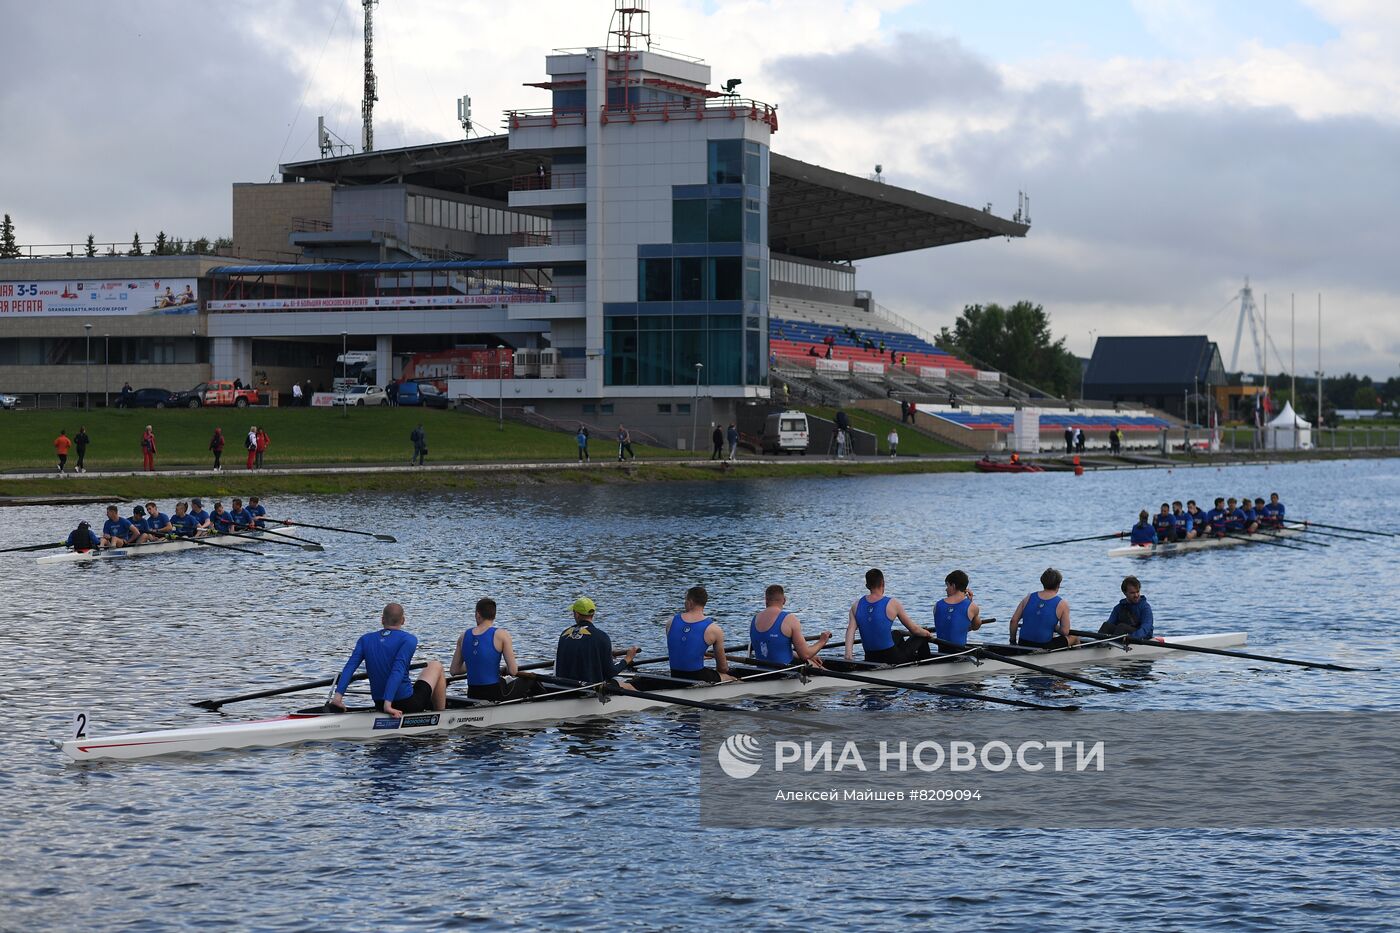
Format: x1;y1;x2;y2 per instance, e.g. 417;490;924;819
189;236;211;255
129;232;144;256
1353;385;1379;410
936;301;1080;397
154;231;169;255
84;234;97;258
0;214;18;258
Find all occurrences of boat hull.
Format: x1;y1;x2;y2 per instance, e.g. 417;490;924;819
37;532;267;564
1109;524;1302;558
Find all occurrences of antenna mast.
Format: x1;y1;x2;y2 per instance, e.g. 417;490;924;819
1228;277;1265;375
607;0;651;111
361;0;380;152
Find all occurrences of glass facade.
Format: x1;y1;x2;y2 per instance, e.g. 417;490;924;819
771;256;855;293
406;194;547;236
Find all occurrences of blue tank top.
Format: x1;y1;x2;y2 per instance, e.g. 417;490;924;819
854;596;895;652
934;598;973;645
750;610;792;665
1019;592;1062;643
464;626;501;686
668;614;713;672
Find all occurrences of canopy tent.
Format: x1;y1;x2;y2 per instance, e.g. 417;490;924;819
1263;401;1312;450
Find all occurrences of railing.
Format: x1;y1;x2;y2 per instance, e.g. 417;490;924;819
505;108;587;131
599;98;779;131
511;171;587;191
291;217;332;233
3;241;235;260
509;229;586;248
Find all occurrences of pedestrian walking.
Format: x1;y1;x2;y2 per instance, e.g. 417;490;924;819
710;425;724;460
576;426;590;462
54;430;71;474
410;423;428;465
726;423;739;461
887;428;899;457
245;426;258;470
617;424;635;461
73;426;89;473
140;425;157;471
255;427;269;468
209;428;225;471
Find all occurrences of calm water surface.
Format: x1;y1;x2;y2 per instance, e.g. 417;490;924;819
3;459;1399;931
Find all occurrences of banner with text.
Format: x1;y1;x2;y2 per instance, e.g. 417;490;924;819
0;279;199;315
207;294;547;311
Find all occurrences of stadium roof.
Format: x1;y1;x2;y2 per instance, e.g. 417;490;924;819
1084;336;1227;392
281;136;1028;264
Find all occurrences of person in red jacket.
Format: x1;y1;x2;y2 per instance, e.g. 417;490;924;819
209;428;225;471
140;425;157;472
53;430;72;474
245;426;258;470
255;427;269;468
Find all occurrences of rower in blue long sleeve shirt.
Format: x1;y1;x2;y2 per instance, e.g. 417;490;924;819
328;602;446;718
1098;576;1154;639
1129;510;1157;547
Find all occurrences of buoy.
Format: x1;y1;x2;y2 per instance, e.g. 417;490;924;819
1074;464;1084;476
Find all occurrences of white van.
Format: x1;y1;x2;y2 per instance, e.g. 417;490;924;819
762;410;810;454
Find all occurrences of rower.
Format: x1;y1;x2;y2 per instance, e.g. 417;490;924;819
1184;500;1205;539
450;598;535;701
1008;567;1078;649
666;586;737;682
1253;497;1271;529
1205;497;1228;537
127;505;156;544
328;602;446;717
1170;501;1192;537
228;497;255;532
1151;503;1175;541
932;569;983;651
210;501;234;532
66;520;100;553
1263;492;1286;527
1224;497;1245;534
169;501;198;537
247;496;267;529
844;568;934;664
749;584;829;668
143;501;174;537
1239;495;1260;534
1129;510;1157;547
1097;575;1153;639
100;505;139;547
189;497;213;534
555;597;639;690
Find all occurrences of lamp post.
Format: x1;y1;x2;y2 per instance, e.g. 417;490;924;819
497;344;506;431
1081;329;1096;401
341;332;348;419
690;362;704;453
104;334;110;407
83;323;92;410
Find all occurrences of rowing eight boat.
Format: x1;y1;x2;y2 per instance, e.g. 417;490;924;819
1107;524;1303;558
35;532;268;564
55;631;1244;761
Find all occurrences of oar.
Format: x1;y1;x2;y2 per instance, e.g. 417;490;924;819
0;541;68;554
192;661;431;710
1226;532;1307;551
1296;519;1396;538
525;671;812;725
234;524;325;549
934;638;1128;692
1018;532;1126;550
221;528;323;552
743;658;1078;712
1288;525;1369;542
1263;529;1327;547
267;518;395;542
1069;630;1377;672
162;534;266;557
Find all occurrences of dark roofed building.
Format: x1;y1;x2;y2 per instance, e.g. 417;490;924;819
1083;335;1225;418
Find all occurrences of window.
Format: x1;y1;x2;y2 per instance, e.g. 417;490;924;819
744;259;762;301
582;403;597;414
707;198;742;242
657;403;673;414
677;403;691;414
554;89;586;112
673;199;707;243
744;198;761;244
711;258;742;301
601;403;615;414
638;259;672;301
674;258;705;301
708;139;744;185
744;141;762;185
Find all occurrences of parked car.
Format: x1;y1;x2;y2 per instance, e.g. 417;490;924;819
332;384;389;407
0;392;18;410
169;380;259;409
396;380;450;409
116;388;175;409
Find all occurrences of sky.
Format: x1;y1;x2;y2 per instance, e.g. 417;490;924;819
2;0;1397;378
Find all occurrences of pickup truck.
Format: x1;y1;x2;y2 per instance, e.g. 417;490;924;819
171;380;260;408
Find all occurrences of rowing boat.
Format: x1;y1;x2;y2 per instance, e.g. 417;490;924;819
55;631;1243;761
36;531;268;564
1107;524;1302;558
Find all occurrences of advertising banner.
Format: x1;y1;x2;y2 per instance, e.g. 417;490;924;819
0;279;199;315
206;294;547;311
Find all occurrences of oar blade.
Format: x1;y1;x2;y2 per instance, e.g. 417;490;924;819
374;534;398;543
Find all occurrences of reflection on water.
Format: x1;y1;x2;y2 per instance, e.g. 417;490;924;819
3;459;1399;930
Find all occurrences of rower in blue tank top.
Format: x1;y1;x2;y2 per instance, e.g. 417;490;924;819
845;568;934;665
1009;568;1078;649
450;597;534;701
666;586;735;682
749;584;830;668
933;569;983;650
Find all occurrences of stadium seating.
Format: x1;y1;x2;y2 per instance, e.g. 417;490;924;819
925;407;1173;431
767;296;977;374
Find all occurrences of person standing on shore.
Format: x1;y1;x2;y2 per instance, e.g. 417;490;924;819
209;428;225;471
886;428;898;457
291;382;303;406
577;426;590;462
411;423;427;466
73;426;90;473
140;425;157;472
53;430;72;474
711;424;724;460
1064;426;1074;454
255;427;269;469
245;426;258;471
726;423;739;461
617;424;635;461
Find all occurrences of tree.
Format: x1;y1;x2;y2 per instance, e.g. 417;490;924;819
936;301;1081;397
189;236;211;255
1353;385;1379;410
84;234;97;258
129;232;144;256
0;214;18;258
154;231;169;255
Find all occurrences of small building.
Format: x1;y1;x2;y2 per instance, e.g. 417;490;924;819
1082;335;1225;420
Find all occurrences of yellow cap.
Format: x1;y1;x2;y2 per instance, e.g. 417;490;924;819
571;597;596;615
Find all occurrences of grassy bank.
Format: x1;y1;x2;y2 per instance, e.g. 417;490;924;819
0;458;977;501
0;407;681;471
801;405;965;455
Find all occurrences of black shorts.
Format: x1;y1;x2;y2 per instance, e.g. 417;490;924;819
1018;635;1070;650
670;667;722;683
865;632;932;665
466;679;534;702
379;679;433;713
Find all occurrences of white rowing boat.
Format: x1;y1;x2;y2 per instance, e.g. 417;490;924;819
1108;524;1302;558
36;531;268;564
56;631;1244;761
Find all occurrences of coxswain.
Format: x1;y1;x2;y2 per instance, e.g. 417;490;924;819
1151;503;1175;541
228;497;255;531
1262;492;1286;527
189;497;213;534
1205;497;1228;537
1008;567;1078;649
1129;510;1157;547
1097;575;1153;639
932;569;983;651
844;568;934;664
450;598;535;701
169;501;198;537
749;585;829;668
100;505;139;547
328;602;446;717
1170;500;1193;540
666;586;737;682
1186;499;1207;537
555;597;639;690
247;496;267;529
143;501;174;537
66;520;100;553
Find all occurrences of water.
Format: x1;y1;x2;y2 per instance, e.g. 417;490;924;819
4;459;1399;930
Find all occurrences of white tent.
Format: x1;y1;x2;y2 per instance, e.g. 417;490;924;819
1264;401;1312;450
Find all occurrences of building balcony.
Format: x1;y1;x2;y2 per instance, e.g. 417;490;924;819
507;171;587;210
